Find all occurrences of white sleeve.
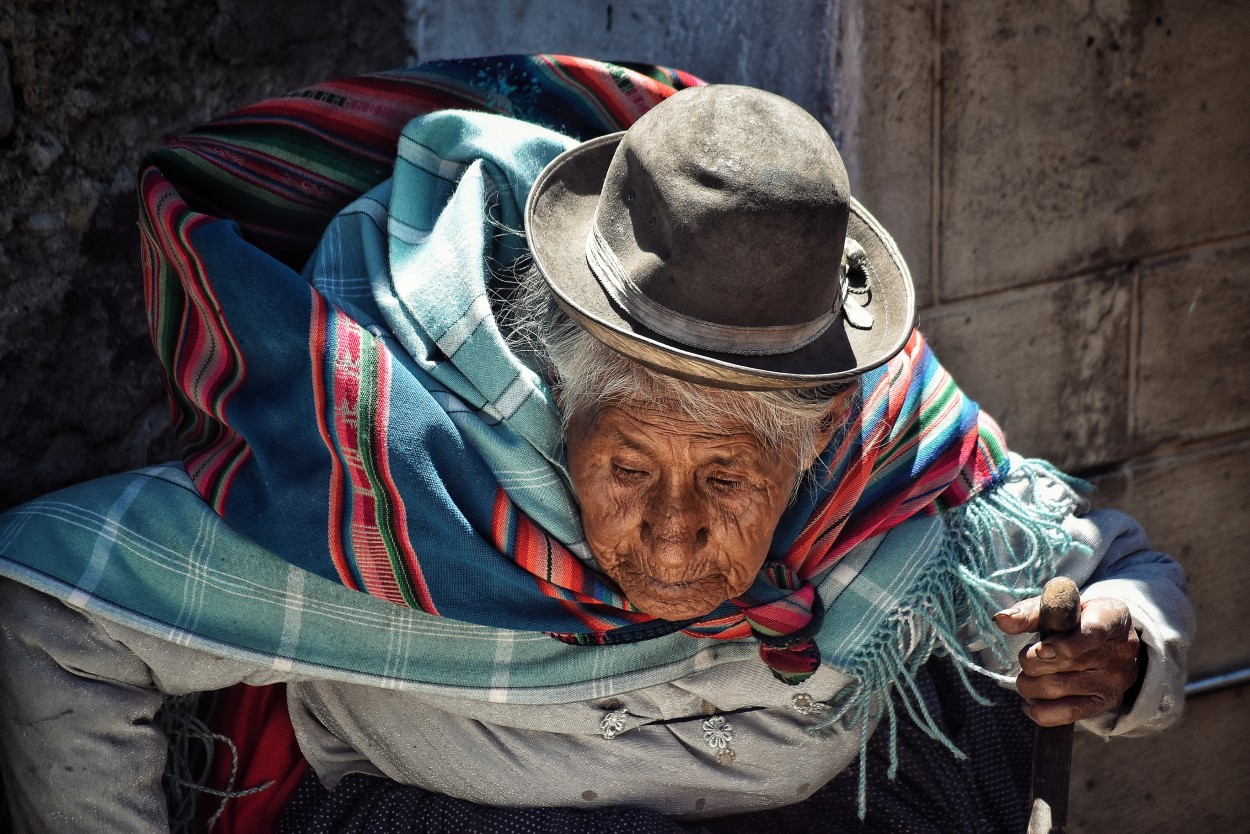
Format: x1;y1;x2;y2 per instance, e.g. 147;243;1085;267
978;454;1195;738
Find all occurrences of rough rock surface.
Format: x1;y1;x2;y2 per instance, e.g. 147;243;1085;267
0;0;411;509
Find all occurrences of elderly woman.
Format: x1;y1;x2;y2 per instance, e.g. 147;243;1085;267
0;57;1190;834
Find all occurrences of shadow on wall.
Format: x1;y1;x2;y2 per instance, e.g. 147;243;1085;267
0;0;413;510
409;0;842;122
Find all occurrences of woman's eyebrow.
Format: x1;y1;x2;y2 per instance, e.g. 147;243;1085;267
703;452;752;467
603;427;652;455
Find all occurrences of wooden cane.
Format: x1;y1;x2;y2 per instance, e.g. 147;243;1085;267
1026;576;1082;834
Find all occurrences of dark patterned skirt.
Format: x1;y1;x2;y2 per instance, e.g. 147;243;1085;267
277;655;1034;834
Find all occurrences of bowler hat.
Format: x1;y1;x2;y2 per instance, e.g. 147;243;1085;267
524;84;915;390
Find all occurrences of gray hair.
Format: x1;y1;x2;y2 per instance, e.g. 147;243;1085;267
498;266;858;476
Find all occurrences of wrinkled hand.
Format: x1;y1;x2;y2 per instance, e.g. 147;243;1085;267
994;595;1142;727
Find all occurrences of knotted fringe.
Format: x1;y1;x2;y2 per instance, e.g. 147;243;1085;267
745;575;826;685
157;693;274;833
806;459;1092;818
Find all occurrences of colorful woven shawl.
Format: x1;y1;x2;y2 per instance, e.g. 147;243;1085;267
134;54;1012;684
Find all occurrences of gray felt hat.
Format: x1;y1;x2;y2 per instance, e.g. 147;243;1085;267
524;84;916;390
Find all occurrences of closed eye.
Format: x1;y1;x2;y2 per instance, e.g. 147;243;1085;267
706;476;742;491
611;463;649;483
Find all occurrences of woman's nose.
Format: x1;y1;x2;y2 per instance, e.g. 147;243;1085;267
640;483;709;566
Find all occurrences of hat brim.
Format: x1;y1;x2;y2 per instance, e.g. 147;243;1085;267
525;133;917;391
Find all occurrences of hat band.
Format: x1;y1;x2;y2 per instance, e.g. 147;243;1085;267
585;222;842;356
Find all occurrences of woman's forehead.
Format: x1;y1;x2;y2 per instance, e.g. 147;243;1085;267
583;401;769;451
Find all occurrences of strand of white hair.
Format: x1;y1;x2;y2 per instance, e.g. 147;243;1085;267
498;266;856;477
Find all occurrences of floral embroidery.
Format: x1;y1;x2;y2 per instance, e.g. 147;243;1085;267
599;708;628;739
791;692;831;715
701;715;734;749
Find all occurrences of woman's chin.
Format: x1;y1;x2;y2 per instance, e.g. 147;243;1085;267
622;577;725;621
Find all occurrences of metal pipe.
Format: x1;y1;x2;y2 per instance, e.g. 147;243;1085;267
1184;666;1250;698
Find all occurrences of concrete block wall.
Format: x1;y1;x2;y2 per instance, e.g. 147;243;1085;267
412;1;1248;829
408;0;843;120
901;5;1250;829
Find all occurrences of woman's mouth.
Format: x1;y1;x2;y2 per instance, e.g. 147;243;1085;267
608;562;727;619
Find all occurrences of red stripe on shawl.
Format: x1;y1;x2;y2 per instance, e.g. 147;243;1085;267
743;585;818;637
322;72;509;123
513;514;596;598
503;497;650;619
534;57;637;126
161;75;502;265
316;75;449;124
368;351;439;614
556;598;624;633
186;441;251;511
554;598;655;632
682;616;753;641
226;89;416;153
536;54;696;128
309;292;358;590
140;215;181;434
163;139;359;213
943;415;1008;508
780;333;939;578
329;320;408;606
141;173;250;511
195;74;468;157
490;488;517;555
784;437;877;575
247;71;536;158
146;192;230;416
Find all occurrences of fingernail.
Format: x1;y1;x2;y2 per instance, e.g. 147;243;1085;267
1037;643;1057;660
994;608;1019;620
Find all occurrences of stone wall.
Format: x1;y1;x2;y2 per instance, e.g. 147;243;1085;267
866;4;1250;828
410;0;1249;829
0;0;412;509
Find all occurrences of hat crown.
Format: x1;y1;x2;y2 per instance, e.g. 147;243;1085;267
524;80;915;389
593;85;851;334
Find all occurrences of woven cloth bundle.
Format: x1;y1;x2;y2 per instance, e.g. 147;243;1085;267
0;57;1079;710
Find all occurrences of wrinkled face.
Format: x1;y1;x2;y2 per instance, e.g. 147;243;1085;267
566;399;803;621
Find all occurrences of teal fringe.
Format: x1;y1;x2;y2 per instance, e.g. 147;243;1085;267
807;459;1092;818
157;692;274;833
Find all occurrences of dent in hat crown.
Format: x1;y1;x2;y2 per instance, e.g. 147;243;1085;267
589;85;852;349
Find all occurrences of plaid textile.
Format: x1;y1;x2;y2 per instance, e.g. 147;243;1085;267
0;57;1037;699
0;466;987;700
